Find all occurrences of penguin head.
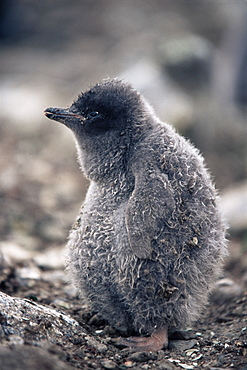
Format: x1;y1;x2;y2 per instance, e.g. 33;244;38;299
44;79;147;137
44;79;156;181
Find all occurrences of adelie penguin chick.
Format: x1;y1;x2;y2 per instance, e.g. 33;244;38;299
44;79;227;351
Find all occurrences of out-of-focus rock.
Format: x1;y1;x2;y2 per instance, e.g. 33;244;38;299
0;250;12;284
159;35;213;91
0;241;37;263
16;264;41;280
34;245;65;269
220;181;247;233
157;359;178;370
211;278;242;303
120;58;194;131
100;359;118;369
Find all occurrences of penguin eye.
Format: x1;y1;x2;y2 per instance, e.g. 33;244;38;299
87;111;100;119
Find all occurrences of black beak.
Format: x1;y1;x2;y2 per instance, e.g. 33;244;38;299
44;107;85;125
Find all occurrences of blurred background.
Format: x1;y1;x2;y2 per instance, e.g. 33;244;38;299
0;1;247;289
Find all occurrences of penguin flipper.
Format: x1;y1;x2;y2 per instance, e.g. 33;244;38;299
126;170;175;259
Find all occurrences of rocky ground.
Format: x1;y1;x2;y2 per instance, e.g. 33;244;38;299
1;1;247;369
0;239;246;370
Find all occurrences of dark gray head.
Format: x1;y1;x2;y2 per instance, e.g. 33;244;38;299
44;79;155;181
44;79;152;136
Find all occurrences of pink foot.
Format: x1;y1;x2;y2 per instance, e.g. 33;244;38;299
118;327;168;352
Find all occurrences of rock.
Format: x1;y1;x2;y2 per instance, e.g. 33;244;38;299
120;58;194;131
6;335;24;346
52;298;71;309
0;346;75;370
127;351;158;362
34;246;65;269
0;250;12;284
159;34;213;90
101;359;118;369
211;278;242;303
158;359;178;370
168;339;197;351
16;264;41;280
0;291;85;345
85;336;108;353
123;360;135;368
220;181;247;233
0;241;37;263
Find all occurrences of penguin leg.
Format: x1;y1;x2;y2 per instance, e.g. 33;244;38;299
118;327;168;351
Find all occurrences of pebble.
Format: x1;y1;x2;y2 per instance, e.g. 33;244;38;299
168;339;197;351
101;359;118;369
85;336;108;353
158;359;178;370
7;335;24;346
123;360;134;368
127;351;158;362
52;298;71;309
16;265;41;280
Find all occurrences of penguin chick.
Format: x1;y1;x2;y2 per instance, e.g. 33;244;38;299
44;79;227;351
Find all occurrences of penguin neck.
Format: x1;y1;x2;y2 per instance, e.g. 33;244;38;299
74;133;133;186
